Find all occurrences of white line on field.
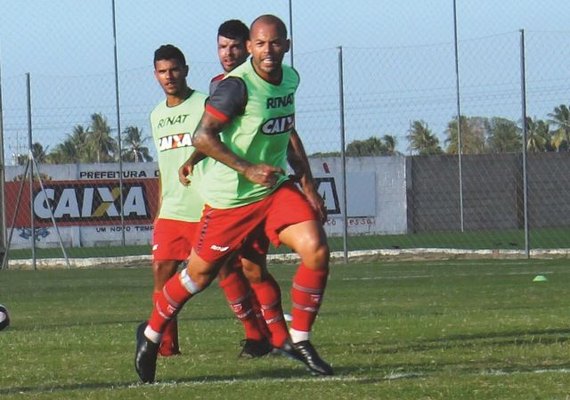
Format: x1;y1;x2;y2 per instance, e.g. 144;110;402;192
481;368;570;376
340;270;554;281
129;373;421;389
128;367;570;389
341;275;432;281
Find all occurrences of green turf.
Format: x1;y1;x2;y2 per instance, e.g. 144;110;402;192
1;259;570;399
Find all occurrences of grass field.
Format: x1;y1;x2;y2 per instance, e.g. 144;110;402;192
1;259;570;399
6;226;570;261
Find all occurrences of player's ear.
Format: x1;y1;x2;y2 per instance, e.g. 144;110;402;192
184;64;189;77
246;39;252;54
284;39;291;53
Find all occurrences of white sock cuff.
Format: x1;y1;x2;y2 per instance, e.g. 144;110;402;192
180;269;201;294
144;325;162;344
289;328;310;343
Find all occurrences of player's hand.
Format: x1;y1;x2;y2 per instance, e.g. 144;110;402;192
287;173;301;183
178;163;193;186
304;186;327;224
244;164;285;187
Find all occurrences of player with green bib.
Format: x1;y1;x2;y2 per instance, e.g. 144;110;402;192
136;16;332;383
145;44;271;359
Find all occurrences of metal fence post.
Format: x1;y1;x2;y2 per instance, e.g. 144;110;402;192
26;73;36;270
0;52;6;267
453;0;465;232
519;29;530;258
337;46;348;263
112;0;126;246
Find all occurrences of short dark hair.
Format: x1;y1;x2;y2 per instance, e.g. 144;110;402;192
217;19;249;42
251;15;287;38
154;44;186;66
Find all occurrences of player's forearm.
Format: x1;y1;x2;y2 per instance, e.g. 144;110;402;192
287;143;303;178
186;149;207;167
156;176;162;219
192;127;252;175
289;130;317;188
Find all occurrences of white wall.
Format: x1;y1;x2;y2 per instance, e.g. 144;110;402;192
5;157;408;249
312;156;407;236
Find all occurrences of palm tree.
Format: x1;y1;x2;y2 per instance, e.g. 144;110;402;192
68;124;91;162
525;117;550;153
88;113;118;163
346;136;388;156
121;126;153;162
547;104;570;152
445;116;486;154
309;151;341;157
14;142;48;165
31;142;48;163
47;140;78;164
486;117;521;153
382;134;400;155
46;124;91;164
406;120;442;155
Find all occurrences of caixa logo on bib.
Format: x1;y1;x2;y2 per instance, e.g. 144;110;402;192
261;114;294;135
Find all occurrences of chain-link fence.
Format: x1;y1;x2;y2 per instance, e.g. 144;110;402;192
1;2;570;267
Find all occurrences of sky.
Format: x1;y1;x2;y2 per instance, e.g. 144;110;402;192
1;0;570;162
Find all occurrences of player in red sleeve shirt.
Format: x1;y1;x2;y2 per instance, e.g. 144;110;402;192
205;19;327;362
136;16;331;384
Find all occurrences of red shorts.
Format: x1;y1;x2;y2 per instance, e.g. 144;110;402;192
152;218;198;261
237;223;270;267
194;181;317;263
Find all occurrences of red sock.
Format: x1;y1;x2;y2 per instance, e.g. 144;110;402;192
148;271;194;334
219;271;264;341
153;291;180;356
290;264;328;333
250;275;289;347
250;293;271;339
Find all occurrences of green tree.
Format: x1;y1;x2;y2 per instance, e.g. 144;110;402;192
382;134;400;156
406;120;442;155
16;142;49;165
121;126;153;162
87;113;118;163
346;136;388;156
48;140;79;164
69;125;91;162
445;116;487;154
32;142;48;163
524;117;551;153
309;151;341;157
47;125;89;164
486;117;521;153
547;104;570;152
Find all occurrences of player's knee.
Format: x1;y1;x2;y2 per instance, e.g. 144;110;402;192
184;269;212;293
152;260;179;280
216;261;233;281
185;253;224;291
241;259;265;283
313;242;330;268
299;239;330;269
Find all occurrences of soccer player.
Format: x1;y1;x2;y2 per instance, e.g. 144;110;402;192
204;18;294;360
148;44;270;358
211;20;323;219
201;18;327;363
136;15;332;383
211;18;277;359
